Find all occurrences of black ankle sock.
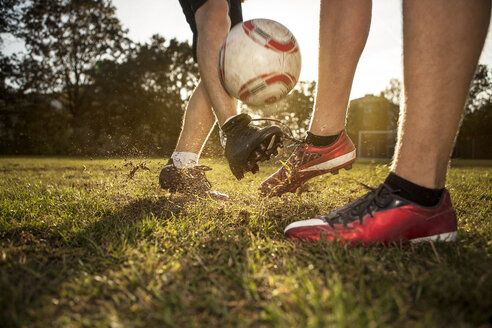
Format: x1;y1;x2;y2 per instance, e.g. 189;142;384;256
384;172;444;207
305;131;341;147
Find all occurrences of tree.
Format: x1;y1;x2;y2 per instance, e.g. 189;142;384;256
85;36;197;156
0;0;22;37
243;81;316;139
455;64;492;158
382;78;402;106
0;0;22;95
10;0;129;119
465;64;491;113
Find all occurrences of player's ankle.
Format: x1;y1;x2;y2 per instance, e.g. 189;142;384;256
305;130;342;147
221;113;251;131
384;172;444;207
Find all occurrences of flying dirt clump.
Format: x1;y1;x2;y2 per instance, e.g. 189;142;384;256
124;161;150;179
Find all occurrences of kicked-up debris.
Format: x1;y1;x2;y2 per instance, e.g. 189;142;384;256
127;162;150;179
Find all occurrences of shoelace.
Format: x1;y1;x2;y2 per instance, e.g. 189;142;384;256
323;183;399;227
165;163;211;175
190;165;212;172
183;165;212;179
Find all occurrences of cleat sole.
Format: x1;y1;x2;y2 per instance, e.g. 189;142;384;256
410;231;457;243
246;132;283;169
232;127;284;178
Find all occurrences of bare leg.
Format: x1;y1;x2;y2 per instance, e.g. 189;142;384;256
174;82;216;155
172;0;236;163
310;0;372;136
393;0;491;188
259;0;371;195
195;0;239;126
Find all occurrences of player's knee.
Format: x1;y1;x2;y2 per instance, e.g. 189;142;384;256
196;0;230;30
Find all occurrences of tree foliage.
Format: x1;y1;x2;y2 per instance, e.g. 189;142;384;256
465;64;492;113
244;81;316;139
1;0;198;156
84;35;197;156
10;0;129;117
455;64;492;158
382;78;401;106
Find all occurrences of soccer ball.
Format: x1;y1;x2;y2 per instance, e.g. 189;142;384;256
218;19;301;106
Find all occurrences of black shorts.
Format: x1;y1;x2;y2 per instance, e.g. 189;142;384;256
178;0;243;61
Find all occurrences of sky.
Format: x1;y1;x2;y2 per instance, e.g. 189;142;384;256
3;0;492;100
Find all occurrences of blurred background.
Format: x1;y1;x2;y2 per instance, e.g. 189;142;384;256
1;0;491;159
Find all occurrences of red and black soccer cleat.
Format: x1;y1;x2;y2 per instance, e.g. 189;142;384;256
284;183;458;245
259;130;356;197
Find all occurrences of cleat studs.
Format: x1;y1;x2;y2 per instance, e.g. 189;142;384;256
264;148;277;160
231;166;244;180
344;164;352;170
255;151;262;160
267;135;276;150
260;143;267;151
331;169;339;175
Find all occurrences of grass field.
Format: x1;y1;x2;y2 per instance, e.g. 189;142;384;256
1;157;491;327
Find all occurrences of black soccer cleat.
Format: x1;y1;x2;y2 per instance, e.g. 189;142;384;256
159;159;212;194
221;114;283;180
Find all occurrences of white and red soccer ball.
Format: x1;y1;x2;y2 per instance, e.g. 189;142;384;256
218;19;302;106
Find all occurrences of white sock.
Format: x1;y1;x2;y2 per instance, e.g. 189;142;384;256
171;152;198;169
